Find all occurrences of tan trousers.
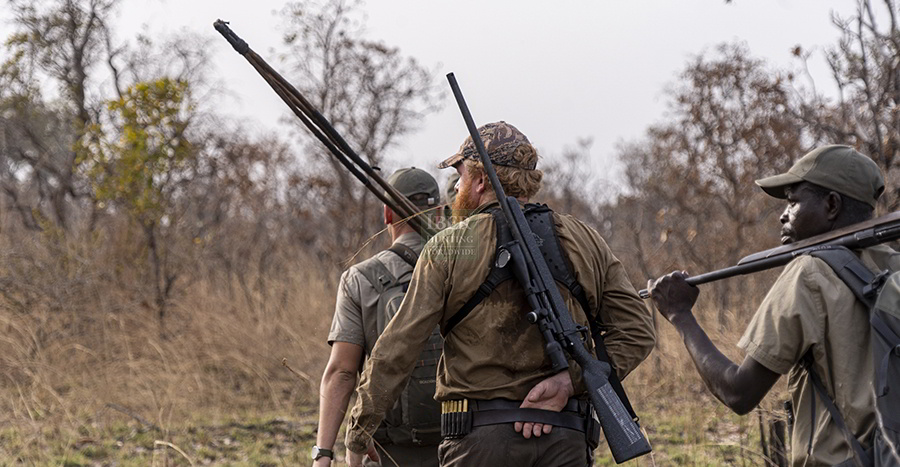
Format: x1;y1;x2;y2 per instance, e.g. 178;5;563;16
438;424;591;467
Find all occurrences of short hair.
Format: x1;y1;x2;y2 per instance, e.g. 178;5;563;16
463;144;543;199
806;183;874;224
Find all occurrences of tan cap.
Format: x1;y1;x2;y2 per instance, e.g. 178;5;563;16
387;167;440;208
438;121;537;170
755;145;884;208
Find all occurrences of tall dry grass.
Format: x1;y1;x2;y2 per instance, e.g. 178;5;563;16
0;221;339;456
0;210;793;464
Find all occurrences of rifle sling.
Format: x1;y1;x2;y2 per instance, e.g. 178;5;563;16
444;205;637;421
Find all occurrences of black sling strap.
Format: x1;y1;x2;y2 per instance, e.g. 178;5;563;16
446;205;583;331
444;204;638;420
388;243;419;268
803;353;872;467
804;247;882;467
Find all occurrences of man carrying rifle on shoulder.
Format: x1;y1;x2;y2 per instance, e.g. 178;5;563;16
313;167;443;467
647;145;899;466
345;122;656;466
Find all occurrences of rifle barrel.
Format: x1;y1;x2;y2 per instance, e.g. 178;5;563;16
638;212;900;299
447;72;651;463
213;20;436;238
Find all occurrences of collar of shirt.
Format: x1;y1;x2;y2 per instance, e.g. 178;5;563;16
394;231;425;250
471;199;530;216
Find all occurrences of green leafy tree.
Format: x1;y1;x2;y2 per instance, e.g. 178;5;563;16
81;77;194;327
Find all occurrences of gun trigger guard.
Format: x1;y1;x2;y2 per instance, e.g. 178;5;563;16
569;325;591;344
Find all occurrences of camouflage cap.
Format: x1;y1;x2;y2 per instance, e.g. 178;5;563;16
755;145;884;208
438;121;537;170
387;167;440;208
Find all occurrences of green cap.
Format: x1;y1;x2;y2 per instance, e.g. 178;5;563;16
755;145;884;208
387;167;440;208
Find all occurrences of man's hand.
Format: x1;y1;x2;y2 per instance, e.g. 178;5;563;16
515;371;575;439
346;439;379;467
647;270;700;325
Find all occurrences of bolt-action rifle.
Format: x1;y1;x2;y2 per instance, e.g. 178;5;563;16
213;20;436;238
446;73;652;464
637;211;900;299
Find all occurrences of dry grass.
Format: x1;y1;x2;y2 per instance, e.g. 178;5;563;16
0;228;792;465
0;227;337;464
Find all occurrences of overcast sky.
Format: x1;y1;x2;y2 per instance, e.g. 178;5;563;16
5;1;868;190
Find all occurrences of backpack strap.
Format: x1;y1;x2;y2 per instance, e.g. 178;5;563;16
388;243;419;268
871;311;900;401
356;258;397;295
808;246;886;308
803;353;873;467
808;246;896;400
527;204;639;421
444;209;514;332
804;246;884;467
444;204;638;420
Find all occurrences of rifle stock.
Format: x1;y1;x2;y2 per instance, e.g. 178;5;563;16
638;211;900;299
447;73;651;463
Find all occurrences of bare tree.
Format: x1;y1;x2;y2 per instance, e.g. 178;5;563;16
279;0;443;254
610;43;811;326
0;0;123;233
790;0;900;209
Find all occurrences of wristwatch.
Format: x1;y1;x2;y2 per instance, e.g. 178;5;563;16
311;445;334;461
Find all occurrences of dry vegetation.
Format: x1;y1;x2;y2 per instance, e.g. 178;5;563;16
1;0;899;465
0;222;337;464
0;219;792;466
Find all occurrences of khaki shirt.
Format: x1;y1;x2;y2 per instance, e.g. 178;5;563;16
346;202;656;452
328;232;425;356
738;244;900;466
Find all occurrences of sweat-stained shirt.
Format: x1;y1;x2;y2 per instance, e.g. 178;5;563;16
738;244;900;467
345;201;657;453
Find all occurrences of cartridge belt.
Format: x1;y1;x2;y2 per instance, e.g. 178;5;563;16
440;398;598;444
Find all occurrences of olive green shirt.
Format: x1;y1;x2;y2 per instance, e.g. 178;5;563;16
328;232;425;355
346;202;656;453
738;244;900;466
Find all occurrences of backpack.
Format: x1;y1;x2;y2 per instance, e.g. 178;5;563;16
356;243;443;447
804;246;900;467
443;204;639;424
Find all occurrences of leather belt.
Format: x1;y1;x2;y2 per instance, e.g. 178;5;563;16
440;397;598;444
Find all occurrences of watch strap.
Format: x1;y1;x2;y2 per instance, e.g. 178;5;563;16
312;446;334;460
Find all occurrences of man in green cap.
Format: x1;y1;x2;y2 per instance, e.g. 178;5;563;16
344;122;656;466
312;167;442;467
647;145;898;466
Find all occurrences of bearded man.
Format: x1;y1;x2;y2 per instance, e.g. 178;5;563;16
343;121;655;466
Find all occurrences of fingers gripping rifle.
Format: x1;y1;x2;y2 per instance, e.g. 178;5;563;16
446;73;651;464
213;20;436;238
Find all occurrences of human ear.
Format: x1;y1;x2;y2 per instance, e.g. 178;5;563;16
826;191;843;221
